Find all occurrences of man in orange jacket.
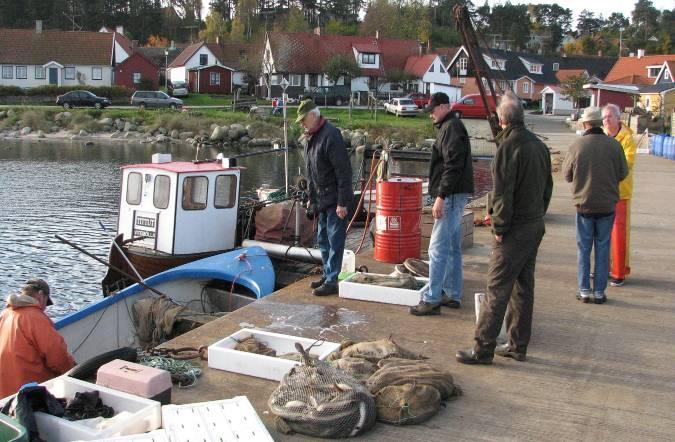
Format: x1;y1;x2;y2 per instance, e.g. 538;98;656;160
0;279;75;397
603;104;637;287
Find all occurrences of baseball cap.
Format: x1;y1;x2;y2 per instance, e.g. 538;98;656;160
423;92;450;112
295;99;317;123
24;279;53;306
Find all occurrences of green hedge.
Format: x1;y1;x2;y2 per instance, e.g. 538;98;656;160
0;85;134;98
0;86;24;97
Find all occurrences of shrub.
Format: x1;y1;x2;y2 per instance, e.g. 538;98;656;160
0;86;24;97
19;109;51;131
69;112;101;132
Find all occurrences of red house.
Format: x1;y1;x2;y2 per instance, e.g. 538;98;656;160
187;65;233;94
115;51;159;90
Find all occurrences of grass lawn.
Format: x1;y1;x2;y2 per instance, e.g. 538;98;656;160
182;94;232;106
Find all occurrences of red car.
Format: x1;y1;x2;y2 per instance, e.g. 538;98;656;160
450;94;500;118
405;93;431;109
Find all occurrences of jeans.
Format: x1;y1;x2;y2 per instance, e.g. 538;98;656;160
317;205;347;285
424;193;469;304
576;212;615;296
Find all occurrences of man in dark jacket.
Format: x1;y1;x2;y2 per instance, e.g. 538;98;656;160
410;92;474;315
297;99;353;296
562;107;628;304
456;92;553;364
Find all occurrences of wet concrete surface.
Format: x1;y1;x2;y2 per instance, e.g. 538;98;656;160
163;122;675;440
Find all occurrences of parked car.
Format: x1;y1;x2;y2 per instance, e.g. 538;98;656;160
307;86;351;106
384;98;419;117
405;92;431;109
449;93;500;118
131;91;183;110
168;81;189;97
56;90;111;109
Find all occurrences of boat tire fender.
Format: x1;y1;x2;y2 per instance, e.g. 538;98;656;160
65;347;138;380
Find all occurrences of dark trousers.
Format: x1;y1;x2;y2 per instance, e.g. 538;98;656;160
474;219;545;355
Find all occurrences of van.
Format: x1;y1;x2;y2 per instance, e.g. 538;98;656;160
450;94;499;118
130;91;183;110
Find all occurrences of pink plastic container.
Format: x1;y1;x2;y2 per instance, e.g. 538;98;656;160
96;359;172;405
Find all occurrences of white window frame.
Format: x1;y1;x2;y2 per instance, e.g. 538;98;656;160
458;57;468;70
665;70;671;80
2;65;13;79
65;67;75;80
270;74;280;85
362;53;376;64
92;67;102;80
290;74;301;86
530;64;542;74
133;72;141;84
35;66;46;79
552;63;559;71
209;71;220;86
647;67;660;78
459;77;466;84
199;54;208;66
16;66;27;79
523;81;529;93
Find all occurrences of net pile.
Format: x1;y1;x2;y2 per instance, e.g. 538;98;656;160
132;297;185;348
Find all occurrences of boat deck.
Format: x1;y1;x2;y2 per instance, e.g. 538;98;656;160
161;153;675;440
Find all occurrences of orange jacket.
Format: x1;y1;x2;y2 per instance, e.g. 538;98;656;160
0;297;75;397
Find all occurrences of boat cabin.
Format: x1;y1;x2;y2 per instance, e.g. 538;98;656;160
118;154;240;255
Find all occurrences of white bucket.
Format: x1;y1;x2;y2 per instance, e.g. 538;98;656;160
341;249;356;273
474;292;507;344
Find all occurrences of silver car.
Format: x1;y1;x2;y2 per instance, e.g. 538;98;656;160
130;91;183;110
168;81;189;97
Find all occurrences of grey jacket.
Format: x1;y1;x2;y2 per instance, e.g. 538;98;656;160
563;127;628;214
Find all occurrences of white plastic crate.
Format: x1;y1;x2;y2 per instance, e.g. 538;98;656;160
161;396;272;442
0;376;161;442
208;329;340;381
339;272;429;306
73;429;170;442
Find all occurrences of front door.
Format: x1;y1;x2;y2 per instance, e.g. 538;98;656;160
545;94;553;114
48;68;58;85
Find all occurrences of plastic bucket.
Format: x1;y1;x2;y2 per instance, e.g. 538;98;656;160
374;178;422;263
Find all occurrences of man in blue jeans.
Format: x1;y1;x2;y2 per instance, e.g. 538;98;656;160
410;92;474;315
297;100;353;296
563;107;628;304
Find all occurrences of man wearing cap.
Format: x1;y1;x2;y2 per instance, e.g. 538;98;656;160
296;99;353;296
563;107;628;305
410;92;473;316
0;279;75;397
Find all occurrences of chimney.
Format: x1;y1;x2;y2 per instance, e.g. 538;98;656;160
35;20;42;34
597;49;602;57
375;30;379;39
637;49;645;59
116;25;124;34
131;40;138;53
313;27;321;36
427;39;431;54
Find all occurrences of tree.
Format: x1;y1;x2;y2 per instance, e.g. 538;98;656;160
200;10;229;42
325;18;358;35
147;35;170;47
324;54;361;86
273;7;310;33
400;0;432;42
488;3;530;50
530;3;573;53
577;10;602;35
605;12;629;32
360;0;400;38
209;0;234;20
559;73;589;109
632;0;659;39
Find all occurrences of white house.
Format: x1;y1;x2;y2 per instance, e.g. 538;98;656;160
403;54;461;101
0;21;130;88
167;41;251;89
540;85;575;115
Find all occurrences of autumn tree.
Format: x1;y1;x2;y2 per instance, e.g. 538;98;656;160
200;10;229;42
559;73;589;110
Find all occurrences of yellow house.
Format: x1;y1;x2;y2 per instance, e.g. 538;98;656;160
638;84;675;116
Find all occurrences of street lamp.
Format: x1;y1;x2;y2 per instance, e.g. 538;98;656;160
164;49;169;90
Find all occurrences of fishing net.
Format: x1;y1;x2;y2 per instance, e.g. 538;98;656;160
328;357;377;382
138;355;203;388
234;336;277;357
326;337;426;363
132;297;186;348
374;383;441;425
366;358;461;400
268;343;377;438
347;273;421;290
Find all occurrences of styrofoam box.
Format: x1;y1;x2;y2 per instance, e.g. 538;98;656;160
0;376;161;442
73;429;170;442
339;272;429;306
208;329;340;381
161;396;273;442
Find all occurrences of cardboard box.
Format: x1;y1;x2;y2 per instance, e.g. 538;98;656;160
339;272;429;306
208;329;340;381
0;376;161;442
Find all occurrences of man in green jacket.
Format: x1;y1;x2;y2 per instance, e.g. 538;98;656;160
457;92;553;364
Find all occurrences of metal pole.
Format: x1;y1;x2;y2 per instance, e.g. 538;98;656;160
283;91;289;195
164;50;168;90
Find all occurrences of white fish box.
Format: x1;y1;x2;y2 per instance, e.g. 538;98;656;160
208;329;340;381
72;429;170;442
161;396;273;442
339;272;429;306
0;376;161;442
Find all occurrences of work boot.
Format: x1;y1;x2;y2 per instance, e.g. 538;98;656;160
313;283;338;296
310;278;326;289
495;344;527;361
440;294;461;309
409;301;441;316
455;349;493;365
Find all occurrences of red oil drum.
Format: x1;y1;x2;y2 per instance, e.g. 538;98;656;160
374;177;423;263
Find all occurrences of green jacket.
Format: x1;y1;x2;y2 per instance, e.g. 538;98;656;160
488;123;553;235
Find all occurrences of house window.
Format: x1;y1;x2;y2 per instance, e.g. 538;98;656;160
665;70;671;80
647;67;660;78
362;53;376;64
200;54;208;66
458;57;468;71
133;72;141;84
552;63;559;71
182;176;208;210
35;66;46;79
429;63;434;73
16;66;27;79
65;67;75;80
214;175;237;208
290;74;301;86
499;80;508;91
439;64;446;73
92;67;102;80
210;72;221;85
271;74;280;85
510;80;517;92
126;172;143;205
459;77;466;84
309;74;318;87
2;66;13;79
523;82;530;93
530;64;542;74
153;175;171;209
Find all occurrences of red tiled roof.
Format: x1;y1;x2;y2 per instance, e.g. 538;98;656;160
268;32;420;76
0;28;113;65
604;54;674;85
352;42;381;54
555;69;586;82
404;54;437;77
168;41;204;68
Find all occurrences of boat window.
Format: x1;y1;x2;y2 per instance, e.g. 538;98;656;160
182;176;208;210
214;175;237;209
126;172;142;205
154;174;171;209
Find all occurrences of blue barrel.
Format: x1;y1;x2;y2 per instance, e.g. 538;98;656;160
652;134;665;156
666;136;674;160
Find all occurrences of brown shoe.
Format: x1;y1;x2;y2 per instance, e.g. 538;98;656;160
409;301;441;316
440;294;461;309
495;344;526;361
